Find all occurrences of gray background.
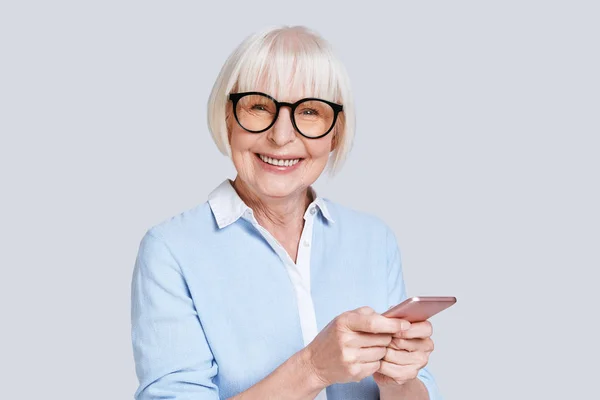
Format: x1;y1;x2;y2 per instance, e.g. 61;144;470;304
1;1;598;399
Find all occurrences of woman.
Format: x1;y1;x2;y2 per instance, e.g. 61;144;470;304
131;25;443;400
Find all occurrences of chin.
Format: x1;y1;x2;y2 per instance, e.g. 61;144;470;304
255;177;303;199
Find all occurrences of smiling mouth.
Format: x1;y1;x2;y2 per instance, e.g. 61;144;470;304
256;153;303;167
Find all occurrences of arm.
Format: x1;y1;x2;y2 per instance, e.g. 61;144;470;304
227;349;325;400
131;230;220;399
131;230;326;400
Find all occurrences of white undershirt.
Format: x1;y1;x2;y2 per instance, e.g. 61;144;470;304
242;203;328;400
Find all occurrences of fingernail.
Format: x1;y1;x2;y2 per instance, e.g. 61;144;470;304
401;321;411;331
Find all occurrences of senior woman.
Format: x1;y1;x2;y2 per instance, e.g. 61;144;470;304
131;26;443;400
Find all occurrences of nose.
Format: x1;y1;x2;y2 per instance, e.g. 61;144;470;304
267;107;296;146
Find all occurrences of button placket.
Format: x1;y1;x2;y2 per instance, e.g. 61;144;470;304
296;214;315;284
251;204;323;398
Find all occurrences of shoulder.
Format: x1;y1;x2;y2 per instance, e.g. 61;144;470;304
321;198;401;275
321;198;396;242
140;201;217;249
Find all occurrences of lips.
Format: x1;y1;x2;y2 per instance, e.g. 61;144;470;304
256;153;303;167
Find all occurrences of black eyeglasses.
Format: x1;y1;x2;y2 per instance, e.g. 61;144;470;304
228;91;343;139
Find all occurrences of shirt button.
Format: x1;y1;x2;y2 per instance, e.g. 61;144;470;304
303;239;310;247
309;207;316;215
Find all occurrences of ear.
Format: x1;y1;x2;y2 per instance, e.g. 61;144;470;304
225;107;233;144
330;113;344;152
330;129;338;152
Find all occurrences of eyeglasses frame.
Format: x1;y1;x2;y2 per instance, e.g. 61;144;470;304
228;91;343;139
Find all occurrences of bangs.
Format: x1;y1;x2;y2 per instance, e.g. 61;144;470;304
233;30;340;103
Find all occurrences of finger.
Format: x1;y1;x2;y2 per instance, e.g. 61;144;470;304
347;332;393;348
383;348;428;366
384;317;412;330
354;360;383;381
355;346;388;362
390;337;435;353
354;306;377;315
345;312;410;334
378;360;419;382
393;320;433;339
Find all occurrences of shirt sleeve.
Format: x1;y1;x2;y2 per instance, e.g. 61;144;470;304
385;225;444;400
131;229;219;400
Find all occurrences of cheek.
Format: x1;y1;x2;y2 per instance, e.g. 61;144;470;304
229;126;255;154
229;129;256;171
298;139;333;182
306;138;333;163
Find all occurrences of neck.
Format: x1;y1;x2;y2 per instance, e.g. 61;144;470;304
231;177;312;229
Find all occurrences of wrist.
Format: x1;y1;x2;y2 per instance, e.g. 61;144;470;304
295;347;328;392
378;378;423;398
377;376;410;391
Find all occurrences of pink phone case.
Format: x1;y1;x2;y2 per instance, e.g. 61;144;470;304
382;296;457;322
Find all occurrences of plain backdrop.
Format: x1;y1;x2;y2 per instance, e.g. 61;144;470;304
1;1;598;399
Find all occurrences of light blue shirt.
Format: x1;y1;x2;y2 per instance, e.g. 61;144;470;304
131;180;443;399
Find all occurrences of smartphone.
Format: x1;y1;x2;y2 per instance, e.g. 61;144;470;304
382;296;457;322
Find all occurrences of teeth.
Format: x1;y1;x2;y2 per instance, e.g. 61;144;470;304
259;154;300;167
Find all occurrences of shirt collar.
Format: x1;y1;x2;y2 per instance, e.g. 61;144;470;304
307;186;334;223
208;179;334;229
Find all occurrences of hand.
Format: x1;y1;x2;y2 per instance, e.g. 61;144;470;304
373;320;434;388
302;306;411;387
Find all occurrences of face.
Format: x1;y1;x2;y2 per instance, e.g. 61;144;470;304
228;88;337;201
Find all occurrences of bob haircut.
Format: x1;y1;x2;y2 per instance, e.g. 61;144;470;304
207;25;355;174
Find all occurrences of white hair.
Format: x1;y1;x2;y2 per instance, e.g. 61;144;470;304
207;25;355;174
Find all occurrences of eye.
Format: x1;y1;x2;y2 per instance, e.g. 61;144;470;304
251;104;269;111
300;108;320;116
